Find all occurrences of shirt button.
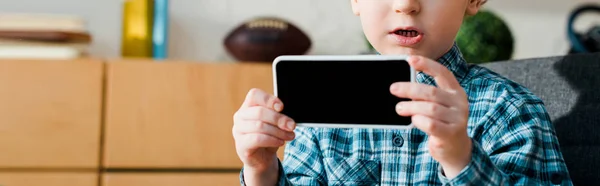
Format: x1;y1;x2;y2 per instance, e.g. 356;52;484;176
551;173;563;184
392;135;404;147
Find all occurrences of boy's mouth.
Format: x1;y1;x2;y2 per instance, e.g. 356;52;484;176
389;27;423;46
393;29;420;37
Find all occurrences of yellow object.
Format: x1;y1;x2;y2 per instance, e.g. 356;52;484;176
121;0;154;57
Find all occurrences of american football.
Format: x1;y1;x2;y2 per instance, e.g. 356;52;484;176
224;17;312;62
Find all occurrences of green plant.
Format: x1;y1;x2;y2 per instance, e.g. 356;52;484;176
456;10;514;64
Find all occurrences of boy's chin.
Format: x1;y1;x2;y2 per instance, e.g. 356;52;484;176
380;47;428;57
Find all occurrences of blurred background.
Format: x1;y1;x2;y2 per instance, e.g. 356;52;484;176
0;0;598;62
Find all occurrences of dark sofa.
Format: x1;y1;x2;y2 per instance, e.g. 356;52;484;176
481;52;600;186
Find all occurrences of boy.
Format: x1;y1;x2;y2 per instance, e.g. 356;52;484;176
232;0;573;185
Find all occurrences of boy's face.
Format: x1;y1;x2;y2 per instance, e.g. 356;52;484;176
351;0;482;59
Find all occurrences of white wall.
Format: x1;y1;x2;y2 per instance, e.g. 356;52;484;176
0;0;598;62
485;0;599;60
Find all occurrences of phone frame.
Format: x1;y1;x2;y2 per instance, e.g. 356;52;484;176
272;55;416;129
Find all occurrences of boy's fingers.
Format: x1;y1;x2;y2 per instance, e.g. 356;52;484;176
395;101;454;123
411;115;451;137
241;88;283;111
407;55;461;90
235;120;296;141
235;106;296;131
390;82;454;107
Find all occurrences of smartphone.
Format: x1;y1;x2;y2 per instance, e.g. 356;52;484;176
273;55;416;129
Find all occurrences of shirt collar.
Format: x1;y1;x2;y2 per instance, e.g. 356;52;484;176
417;42;469;86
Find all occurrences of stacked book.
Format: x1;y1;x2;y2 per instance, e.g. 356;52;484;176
0;13;92;59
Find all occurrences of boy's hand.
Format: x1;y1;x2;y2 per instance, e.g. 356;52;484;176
232;88;296;185
390;56;472;179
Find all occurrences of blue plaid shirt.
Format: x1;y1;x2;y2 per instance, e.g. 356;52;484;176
240;43;572;185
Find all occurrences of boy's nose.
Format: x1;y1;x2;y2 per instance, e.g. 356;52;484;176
393;0;420;15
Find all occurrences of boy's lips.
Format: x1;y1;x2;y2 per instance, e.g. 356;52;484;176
388;26;423;46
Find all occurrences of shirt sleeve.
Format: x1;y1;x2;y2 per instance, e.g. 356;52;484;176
240;127;326;186
438;101;573;185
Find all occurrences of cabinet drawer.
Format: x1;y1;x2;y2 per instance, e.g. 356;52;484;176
103;173;241;186
0;172;97;186
103;61;277;168
0;60;103;168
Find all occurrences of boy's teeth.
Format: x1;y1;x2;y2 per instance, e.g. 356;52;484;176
396;30;419;37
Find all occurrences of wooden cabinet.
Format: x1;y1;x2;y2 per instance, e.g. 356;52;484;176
103;173;240;186
103;61;280;169
0;59;103;168
0;59;287;185
0;172;97;186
